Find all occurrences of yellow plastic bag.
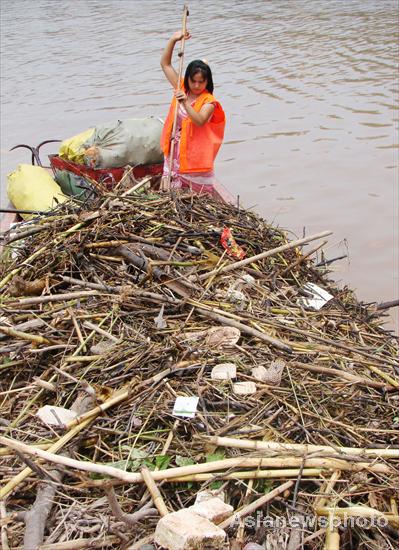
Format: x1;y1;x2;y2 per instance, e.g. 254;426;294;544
59;127;94;164
7;164;68;220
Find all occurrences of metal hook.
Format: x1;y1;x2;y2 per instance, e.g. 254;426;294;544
9;144;41;166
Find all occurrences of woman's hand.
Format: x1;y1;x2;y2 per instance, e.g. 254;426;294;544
174;89;188;103
171;30;191;42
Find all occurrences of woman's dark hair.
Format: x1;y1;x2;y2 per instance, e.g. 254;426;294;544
184;60;214;94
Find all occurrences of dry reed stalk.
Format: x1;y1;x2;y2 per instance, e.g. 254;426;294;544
6;290;103;306
0;215;100;289
289;361;395;391
12;536;121;549
314;470;341;509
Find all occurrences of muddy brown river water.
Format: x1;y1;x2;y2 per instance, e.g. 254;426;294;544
1;0;398;330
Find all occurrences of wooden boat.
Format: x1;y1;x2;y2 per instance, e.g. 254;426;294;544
9;140;164;188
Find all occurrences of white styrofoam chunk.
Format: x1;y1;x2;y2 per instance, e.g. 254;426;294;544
211;363;237;380
36;405;77;426
233;381;257;395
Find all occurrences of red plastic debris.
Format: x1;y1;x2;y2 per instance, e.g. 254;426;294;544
220;227;246;260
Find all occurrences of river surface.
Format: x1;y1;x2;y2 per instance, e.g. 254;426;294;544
1;0;398;330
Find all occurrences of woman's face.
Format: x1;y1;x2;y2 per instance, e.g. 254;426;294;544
188;71;207;95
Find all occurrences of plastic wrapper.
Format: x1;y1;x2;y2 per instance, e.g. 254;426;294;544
220;227;246;260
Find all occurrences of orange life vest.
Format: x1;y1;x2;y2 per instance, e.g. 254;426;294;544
160;90;226;173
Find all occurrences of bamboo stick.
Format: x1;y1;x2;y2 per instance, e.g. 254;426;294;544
140;466;169;517
315;505;399;528
82;321;119;343
3;438;389;490
5;290;102;307
324;527;340;550
198;230;333;281
168;468;322;482
0;326;50;345
12;536;121;550
365;364;399;388
202;436;399;459
219;480;294;529
69;308;86;351
315;470;341;509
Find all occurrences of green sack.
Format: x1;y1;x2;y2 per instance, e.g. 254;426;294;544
54;170;94;200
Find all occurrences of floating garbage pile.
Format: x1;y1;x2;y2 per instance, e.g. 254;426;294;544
0;190;398;550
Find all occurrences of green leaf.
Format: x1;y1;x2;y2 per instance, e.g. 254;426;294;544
175;455;195;467
89;448;149;479
155;455;172;470
143;458;156;470
205;453;225;489
210;480;223;490
206;452;225;463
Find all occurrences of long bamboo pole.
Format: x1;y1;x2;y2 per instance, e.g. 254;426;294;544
168;468;322;482
0;438;394;489
0;443;392;472
163;5;189;191
201;436;399;459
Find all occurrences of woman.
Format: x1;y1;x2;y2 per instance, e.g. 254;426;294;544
160;31;232;203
